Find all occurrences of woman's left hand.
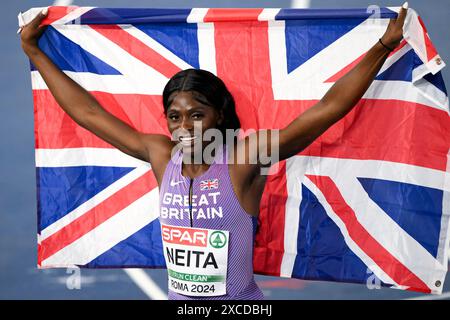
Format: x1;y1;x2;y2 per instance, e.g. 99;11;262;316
380;2;408;50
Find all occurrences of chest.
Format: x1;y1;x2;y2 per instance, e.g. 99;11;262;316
159;162;237;229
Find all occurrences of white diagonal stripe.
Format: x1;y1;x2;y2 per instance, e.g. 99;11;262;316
290;156;449;204
187;8;208;23
286;156;449;292
39;166;151;241
41;187;160;266
335;174;444;292
272;18;389;89
53;25;168;93
120;25;193;70
376;42;412;75
51;7;95;25
266;15;447;112
258;9;281;21
302;176;400;288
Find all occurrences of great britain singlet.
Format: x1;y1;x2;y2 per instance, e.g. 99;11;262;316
158;144;264;300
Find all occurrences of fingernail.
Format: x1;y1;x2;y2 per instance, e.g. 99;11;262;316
402;2;409;9
18;11;25;26
41;7;48;15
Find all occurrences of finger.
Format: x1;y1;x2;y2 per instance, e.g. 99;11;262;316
388;18;395;27
396;2;408;25
27;7;49;29
34;23;48;40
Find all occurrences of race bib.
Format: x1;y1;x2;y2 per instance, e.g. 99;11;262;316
161;224;229;297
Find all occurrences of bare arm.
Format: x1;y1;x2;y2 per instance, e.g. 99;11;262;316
20;10;173;184
235;5;407;168
229;5;407;216
277;5;407;160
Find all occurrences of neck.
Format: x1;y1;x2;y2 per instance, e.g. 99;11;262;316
180;144;222;178
182;162;211;179
181;143;221;164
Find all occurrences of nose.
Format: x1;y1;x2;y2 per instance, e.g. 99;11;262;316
180;116;193;131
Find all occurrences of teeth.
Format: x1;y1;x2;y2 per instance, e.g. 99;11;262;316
180;136;196;141
179;136;198;145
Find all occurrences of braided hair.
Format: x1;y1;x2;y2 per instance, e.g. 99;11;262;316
162;69;241;140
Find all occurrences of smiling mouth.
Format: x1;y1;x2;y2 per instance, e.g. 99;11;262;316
179;135;199;146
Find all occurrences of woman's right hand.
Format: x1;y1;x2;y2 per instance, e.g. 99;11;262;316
20;8;48;56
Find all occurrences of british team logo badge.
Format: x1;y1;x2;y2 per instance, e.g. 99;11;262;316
200;179;219;190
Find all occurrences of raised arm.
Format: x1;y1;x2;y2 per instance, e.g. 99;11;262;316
20;9;173;185
277;5;407;161
229;5;407;216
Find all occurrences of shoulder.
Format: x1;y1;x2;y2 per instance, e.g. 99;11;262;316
141;134;175;187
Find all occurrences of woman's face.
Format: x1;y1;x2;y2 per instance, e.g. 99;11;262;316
166;91;223;155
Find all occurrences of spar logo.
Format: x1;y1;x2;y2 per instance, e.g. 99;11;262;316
161;225;208;247
209;231;227;248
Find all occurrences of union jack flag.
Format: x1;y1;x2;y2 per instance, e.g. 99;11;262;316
200;179;219;191
22;6;450;293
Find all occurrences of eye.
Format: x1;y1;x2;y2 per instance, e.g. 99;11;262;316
192;113;204;120
168;113;179;121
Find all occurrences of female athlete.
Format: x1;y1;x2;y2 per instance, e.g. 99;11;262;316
20;4;407;300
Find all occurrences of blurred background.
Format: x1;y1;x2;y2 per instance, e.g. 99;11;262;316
1;0;449;300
